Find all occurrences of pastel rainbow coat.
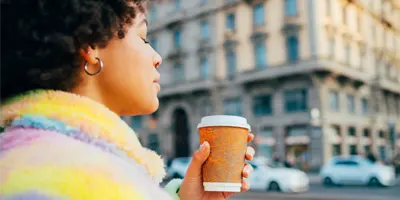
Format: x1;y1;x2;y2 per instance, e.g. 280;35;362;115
0;90;182;200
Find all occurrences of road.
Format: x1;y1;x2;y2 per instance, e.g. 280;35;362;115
232;183;400;200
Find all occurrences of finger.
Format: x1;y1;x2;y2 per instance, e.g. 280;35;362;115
185;141;210;178
241;179;251;192
242;163;254;178
223;179;251;198
245;146;255;161
247;133;255;143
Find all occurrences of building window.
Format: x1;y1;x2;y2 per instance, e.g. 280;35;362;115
363;129;370;137
173;63;184;82
349;144;357;155
200;56;209;80
253;3;265;25
360;49;364;68
345;44;350;65
348;127;356;136
132;116;142;130
173;29;182;48
332;144;341;156
174;0;181;10
224;98;243;116
284;89;307;113
379;131;385;138
226;50;236;79
361;98;368;115
147;133;160;154
287;35;299;62
285;0;297;16
226;13;236;31
379;146;386;160
329;38;335;58
364;145;371;153
356;12;361;32
253;94;272;116
342;6;347;24
326;0;331;16
201;21;210;40
150;37;158;52
258;127;274;159
329;90;339;111
347;94;355;113
397;97;400;115
255;42;267;69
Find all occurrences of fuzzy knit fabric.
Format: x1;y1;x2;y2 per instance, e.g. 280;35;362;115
0;90;181;200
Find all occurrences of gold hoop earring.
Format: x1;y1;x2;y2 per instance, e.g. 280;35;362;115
84;57;103;76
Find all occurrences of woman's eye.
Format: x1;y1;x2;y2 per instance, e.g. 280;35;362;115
142;38;149;44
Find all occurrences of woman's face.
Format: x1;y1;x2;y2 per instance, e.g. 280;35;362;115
85;12;162;116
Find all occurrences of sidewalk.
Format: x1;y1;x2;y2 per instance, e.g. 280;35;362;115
307;173;400;185
235;192;396;200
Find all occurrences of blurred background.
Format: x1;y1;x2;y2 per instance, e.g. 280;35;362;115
122;0;400;199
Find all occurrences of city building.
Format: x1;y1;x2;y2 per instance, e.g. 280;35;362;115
125;0;400;170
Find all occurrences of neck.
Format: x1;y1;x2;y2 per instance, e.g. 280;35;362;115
70;82;122;116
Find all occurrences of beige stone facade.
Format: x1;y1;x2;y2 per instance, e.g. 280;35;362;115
126;0;400;170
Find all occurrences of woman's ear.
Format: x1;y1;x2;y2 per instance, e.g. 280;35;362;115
79;46;99;65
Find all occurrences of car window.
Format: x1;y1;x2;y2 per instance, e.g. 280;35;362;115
334;160;359;166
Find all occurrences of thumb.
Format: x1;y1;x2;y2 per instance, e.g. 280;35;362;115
185;141;210;179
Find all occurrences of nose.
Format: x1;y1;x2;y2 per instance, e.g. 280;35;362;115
153;51;162;69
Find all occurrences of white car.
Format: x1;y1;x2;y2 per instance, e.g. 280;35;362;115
166;157;191;179
246;160;309;193
320;156;396;187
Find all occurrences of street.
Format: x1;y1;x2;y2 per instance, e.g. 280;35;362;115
232;183;400;200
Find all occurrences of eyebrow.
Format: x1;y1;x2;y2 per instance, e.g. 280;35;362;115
138;18;148;27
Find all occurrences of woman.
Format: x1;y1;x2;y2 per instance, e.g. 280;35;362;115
0;0;255;199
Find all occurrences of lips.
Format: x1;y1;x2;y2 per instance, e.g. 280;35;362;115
153;80;161;92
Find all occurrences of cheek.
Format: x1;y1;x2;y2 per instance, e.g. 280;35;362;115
127;48;155;87
100;41;153;83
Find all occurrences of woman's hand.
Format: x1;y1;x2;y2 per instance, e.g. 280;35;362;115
178;133;255;200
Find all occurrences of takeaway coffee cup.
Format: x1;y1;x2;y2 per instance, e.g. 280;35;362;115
197;115;251;192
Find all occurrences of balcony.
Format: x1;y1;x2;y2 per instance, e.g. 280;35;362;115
224;29;237;41
250;31;267;42
158;78;216;98
223;0;241;7
252;22;267;36
165;11;186;30
281;23;302;36
238;59;369;87
197;38;213;53
375;77;400;94
324;23;339;36
243;0;267;5
166;47;186;61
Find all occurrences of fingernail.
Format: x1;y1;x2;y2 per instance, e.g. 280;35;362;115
200;142;205;150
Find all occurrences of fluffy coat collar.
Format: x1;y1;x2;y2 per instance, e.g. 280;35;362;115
0;90;166;182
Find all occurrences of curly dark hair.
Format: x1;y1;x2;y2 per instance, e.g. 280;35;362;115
0;0;147;101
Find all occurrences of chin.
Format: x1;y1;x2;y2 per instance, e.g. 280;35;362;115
140;99;160;115
119;100;159;116
142;105;159;115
